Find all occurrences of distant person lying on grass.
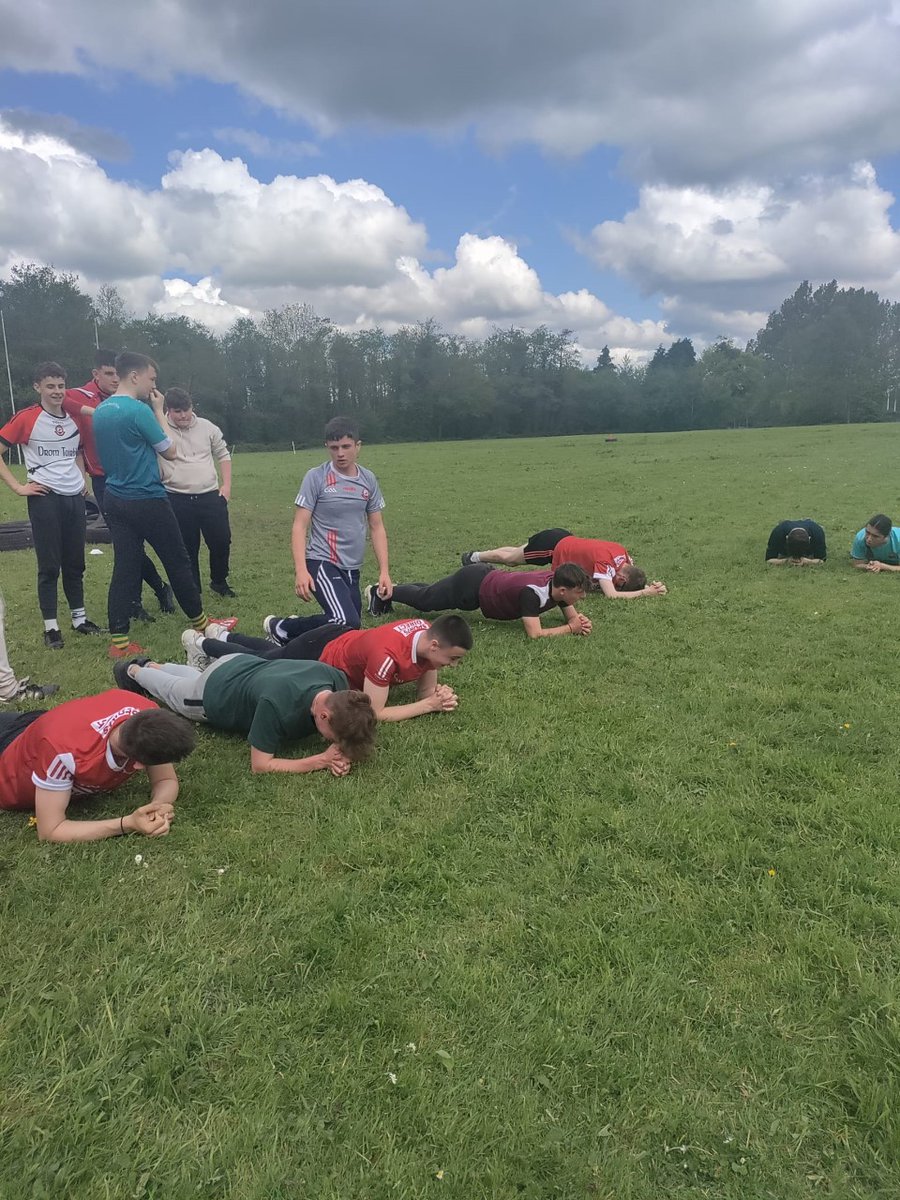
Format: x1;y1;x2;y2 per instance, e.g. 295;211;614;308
461;528;666;599
183;613;472;722
851;514;900;573
765;519;827;566
114;654;376;776
0;690;195;843
366;562;593;640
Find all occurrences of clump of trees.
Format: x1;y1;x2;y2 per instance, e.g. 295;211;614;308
1;265;898;446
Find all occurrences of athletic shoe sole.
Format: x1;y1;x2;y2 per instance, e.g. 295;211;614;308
181;628;211;671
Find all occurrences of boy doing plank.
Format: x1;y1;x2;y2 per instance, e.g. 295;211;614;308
184;613;472;721
0;690;195;843
0;361;102;647
367;562;592;639
116;654;377;776
463;528;666;599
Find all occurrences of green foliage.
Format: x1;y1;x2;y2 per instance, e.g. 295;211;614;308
3;267;900;443
1;428;900;1196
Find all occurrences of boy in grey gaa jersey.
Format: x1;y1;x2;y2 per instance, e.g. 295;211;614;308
267;417;392;643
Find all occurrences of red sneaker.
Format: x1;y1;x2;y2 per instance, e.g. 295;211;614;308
207;616;238;632
108;642;148;659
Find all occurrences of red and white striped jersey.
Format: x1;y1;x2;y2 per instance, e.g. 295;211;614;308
0;690;158;811
0;404;84;495
321;619;432;688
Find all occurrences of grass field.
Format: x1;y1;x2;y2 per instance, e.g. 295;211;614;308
2;424;900;1199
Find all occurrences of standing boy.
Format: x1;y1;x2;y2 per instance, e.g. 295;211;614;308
0;362;102;647
160;387;235;599
92;352;232;658
65;348;174;620
266;416;391;644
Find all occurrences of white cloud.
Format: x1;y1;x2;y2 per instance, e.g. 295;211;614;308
2;1;900;180
579;163;900;340
0;120;667;358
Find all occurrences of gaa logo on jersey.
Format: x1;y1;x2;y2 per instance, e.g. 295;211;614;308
54;424;66;437
362;489;369;499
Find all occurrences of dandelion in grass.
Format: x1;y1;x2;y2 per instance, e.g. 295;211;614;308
435;1170;445;1181
768;868;776;877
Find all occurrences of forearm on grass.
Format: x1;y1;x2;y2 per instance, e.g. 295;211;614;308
249;745;327;774
34;786;129;843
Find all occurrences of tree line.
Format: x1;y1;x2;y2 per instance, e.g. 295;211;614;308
1;265;898;446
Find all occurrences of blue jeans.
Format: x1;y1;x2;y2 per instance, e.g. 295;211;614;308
279;560;362;639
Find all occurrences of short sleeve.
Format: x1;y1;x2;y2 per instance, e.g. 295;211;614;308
850;530;867;560
0;409;32;447
594;561;615;579
518;588;544;617
365;648;398;686
765;524;785;560
365;476;385;514
811;525;827;560
30;738;75;792
246;698;288;755
296;468;321;510
134;403;170;450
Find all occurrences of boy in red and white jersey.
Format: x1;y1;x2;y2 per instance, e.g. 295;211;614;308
183;613;473;721
0;689;196;843
462;527;666;599
0;362;103;648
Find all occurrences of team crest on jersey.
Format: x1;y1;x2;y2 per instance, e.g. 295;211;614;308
54;425;66;437
91;706;140;738
362;489;369;499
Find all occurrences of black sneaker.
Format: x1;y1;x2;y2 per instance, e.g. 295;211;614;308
131;605;156;623
263;615;289;645
5;678;60;702
156;583;176;614
113;657;152;696
365;584;392;617
73;619;104;635
210;581;237;598
461;551;476;566
43;629;64;650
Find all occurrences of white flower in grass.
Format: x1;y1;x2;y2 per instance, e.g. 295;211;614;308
406;1042;417;1053
134;854;143;865
387;1072;398;1085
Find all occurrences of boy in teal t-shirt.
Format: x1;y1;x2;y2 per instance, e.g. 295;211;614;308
851;514;900;572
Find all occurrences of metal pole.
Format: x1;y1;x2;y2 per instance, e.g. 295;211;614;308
94;318;99;350
0;309;22;465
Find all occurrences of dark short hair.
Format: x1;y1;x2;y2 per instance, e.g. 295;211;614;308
94;348;117;369
552;562;591;591
867;514;892;536
327;691;377;761
617;563;647;590
785;527;811;556
117;709;196;764
115;351;158;377
164;387;193;412
324;416;360;443
33;361;66;384
429;613;473;650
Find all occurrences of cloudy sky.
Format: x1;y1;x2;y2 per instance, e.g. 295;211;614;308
2;0;900;361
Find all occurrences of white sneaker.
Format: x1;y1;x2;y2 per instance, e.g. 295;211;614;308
204;621;231;641
181;628;211;671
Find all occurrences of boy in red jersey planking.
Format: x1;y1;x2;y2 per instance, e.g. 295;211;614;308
0;690;195;843
462;527;666;599
182;612;472;721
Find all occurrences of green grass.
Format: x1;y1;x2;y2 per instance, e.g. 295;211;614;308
2;425;900;1198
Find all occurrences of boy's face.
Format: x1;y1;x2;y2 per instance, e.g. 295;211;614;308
865;525;888;547
553;585;586;605
93;365;119;396
126;366;157;400
424;640;468;669
167;405;194;429
33;375;66;406
326;437;361;473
